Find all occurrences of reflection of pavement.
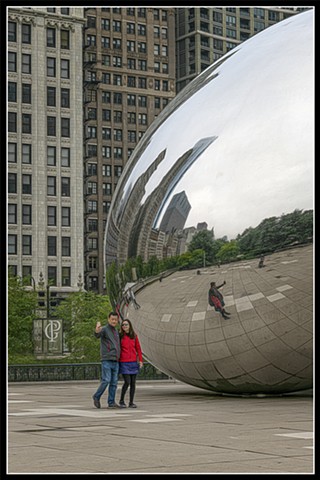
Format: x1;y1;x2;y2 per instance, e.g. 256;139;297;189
8;381;313;474
125;245;313;394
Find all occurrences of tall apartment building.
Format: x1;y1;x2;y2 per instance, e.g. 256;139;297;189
8;7;85;292
175;6;306;92
82;7;176;292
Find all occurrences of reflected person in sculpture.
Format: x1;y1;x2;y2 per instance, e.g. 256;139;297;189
92;312;121;409
208;281;231;319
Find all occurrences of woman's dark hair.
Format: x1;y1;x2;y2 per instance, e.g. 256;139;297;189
120;318;136;339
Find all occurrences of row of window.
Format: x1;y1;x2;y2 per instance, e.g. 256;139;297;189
86;182;114;195
8;83;70;108
7;201;71;226
87;18;168;37
9;264;72;287
86;200;110;213
86;36;169;57
8;113;71;137
8;144;70;167
86;127;144;143
9;22;71;49
8;53;70;78
86;163;122;177
92;7;167;21
84;95;169;110
85;53;169;74
8;232;71;256
86;71;169;90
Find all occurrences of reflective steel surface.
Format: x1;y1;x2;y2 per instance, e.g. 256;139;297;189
105;11;314;394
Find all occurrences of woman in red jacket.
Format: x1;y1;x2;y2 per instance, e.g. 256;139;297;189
118;318;143;408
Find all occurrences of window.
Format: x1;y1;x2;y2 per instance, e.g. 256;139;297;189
61;88;70;108
87;107;97;119
22;266;32;284
62;237;71;256
103;201;111;214
61;59;70;78
61;147;70;167
61;29;70;49
88;219;98;232
8;52;17;71
47;206;57;226
8;173;17;193
8;112;17;132
137;24;146;36
61;8;70;14
47;28;56;47
128;130;136;143
102;109;111;120
113;74;122;86
48;236;57;256
114;110;122;122
101;18;109;30
87;34;96;46
102;146;111;158
22;144;32;164
47;116;56;136
47;86;56;106
8;82;17;102
47;57;56;76
22;83;32;103
102;128;111;140
88;238;98;250
62;267;71;286
87;181;97;194
22;174;32;194
87;163;97;176
22;114;32;134
61;177;70;196
87;200;97;213
138;77;147;89
127;94;136;106
22;23;31;44
128;58;136;69
139;113;147;125
22;54;31;74
102;36;110;48
8;143;17;163
61;207;71;226
114;129;122;141
113;38;121;50
8;235;17;254
127;40;135;52
22;204;32;224
22;235;32;255
8;204;17;224
8;22;16;42
48;266;57;286
87;126;97;138
113;147;122;159
47;176;56;196
61;118;70;137
47;146;56;166
102;164;111;176
114;165;123;177
113;92;122;104
87;144;97;157
127;23;135;34
88;257;97;269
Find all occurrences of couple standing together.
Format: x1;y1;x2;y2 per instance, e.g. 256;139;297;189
92;312;143;409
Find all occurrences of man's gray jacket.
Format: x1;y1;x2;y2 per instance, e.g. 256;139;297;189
95;324;120;361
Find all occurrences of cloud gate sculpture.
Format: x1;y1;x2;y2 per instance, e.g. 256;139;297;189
105;10;314;394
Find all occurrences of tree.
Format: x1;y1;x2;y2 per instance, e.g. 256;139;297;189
54;290;112;362
188;230;215;263
8;272;38;359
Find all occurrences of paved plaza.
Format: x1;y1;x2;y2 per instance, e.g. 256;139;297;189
7;380;313;474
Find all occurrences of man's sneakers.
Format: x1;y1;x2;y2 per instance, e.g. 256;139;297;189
92;395;101;409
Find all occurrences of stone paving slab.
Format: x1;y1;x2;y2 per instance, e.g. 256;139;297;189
7;380;313;474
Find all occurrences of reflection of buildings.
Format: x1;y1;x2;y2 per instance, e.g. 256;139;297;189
105;136;216;265
159;191;191;233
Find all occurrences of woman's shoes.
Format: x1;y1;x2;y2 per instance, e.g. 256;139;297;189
119;401;127;408
129;403;137;408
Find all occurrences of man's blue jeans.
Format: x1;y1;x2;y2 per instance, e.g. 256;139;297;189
94;360;119;405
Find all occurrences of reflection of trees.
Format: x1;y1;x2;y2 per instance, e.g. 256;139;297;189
237;209;313;256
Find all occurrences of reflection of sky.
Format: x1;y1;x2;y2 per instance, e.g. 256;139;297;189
119;11;314;240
